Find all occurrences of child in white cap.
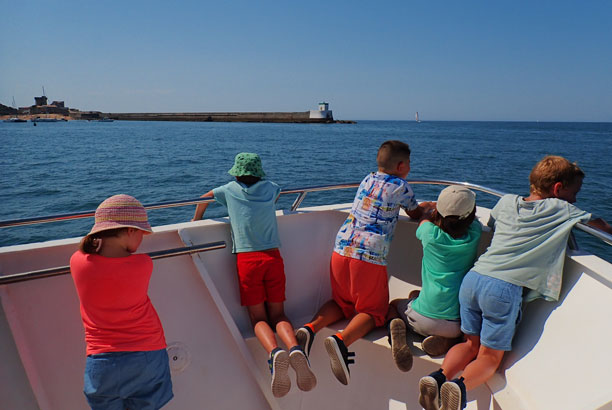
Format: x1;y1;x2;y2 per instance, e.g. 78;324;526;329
70;194;173;410
387;185;482;371
192;153;316;398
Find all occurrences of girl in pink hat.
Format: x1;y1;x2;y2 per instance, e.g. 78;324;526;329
70;194;173;410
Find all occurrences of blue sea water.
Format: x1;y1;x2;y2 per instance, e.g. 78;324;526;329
1;120;611;262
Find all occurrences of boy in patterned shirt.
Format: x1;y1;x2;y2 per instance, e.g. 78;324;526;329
296;140;432;385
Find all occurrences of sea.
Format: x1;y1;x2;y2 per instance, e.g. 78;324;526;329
1;120;611;263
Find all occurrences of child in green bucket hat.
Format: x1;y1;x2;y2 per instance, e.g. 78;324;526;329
227;152;266;178
192;152;316;398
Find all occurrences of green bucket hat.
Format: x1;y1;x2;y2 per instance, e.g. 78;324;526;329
228;152;266;178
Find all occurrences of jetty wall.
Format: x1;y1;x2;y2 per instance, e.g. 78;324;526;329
103;112;334;123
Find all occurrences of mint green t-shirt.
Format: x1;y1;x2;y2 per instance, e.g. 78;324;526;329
213;180;281;253
473;194;591;302
411;220;482;320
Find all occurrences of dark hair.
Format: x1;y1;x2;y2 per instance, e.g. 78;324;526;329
79;228;127;254
529;155;584;197
236;175;261;187
376;140;411;171
431;208;476;239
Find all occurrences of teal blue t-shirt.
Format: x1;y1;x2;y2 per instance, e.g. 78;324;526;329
213;180;281;253
411;220;482;320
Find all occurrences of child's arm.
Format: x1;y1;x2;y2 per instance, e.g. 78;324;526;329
192;191;214;221
587;217;612;235
405;201;435;220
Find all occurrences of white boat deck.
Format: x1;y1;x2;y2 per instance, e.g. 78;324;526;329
1;203;611;409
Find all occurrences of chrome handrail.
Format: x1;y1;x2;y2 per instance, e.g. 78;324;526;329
0;197;217;228
574;223;612;247
0;180;610;247
0;241;226;285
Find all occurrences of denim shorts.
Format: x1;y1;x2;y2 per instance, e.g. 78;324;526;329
459;271;523;351
84;349;173;410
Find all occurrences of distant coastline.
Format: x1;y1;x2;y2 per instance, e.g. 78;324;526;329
0;99;355;124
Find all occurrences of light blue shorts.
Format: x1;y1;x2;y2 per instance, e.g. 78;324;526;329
459;271;522;351
84;349;173;410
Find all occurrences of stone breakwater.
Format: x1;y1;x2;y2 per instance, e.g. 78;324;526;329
100;111;354;123
1;109;355;124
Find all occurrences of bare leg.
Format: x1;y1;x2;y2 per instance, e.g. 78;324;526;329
440;334;481;380
307;299;346;332
247;303;277;353
266;302;299;349
459;345;505;390
267;302;317;391
386;300;402;321
340;313;375;347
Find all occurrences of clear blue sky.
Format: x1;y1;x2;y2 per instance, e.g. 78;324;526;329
1;1;611;121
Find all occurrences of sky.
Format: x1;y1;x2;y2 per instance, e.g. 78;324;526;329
1;1;611;121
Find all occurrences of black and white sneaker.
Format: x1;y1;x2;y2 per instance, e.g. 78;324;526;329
418;368;446;410
289;346;317;392
268;348;290;398
324;335;355;385
296;326;315;358
440;377;467;410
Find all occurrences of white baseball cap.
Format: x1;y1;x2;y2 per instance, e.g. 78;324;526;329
436;186;476;219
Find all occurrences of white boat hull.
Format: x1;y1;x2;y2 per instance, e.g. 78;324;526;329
1;203;610;409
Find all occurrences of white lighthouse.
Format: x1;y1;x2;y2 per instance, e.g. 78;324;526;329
309;102;333;120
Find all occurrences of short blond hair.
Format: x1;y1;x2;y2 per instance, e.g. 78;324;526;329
529;155;584;196
376;140;411;171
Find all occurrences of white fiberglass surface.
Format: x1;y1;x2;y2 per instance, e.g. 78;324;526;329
1;204;610;409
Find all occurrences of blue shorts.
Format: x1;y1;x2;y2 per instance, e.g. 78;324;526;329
84;349;173;410
459;271;523;351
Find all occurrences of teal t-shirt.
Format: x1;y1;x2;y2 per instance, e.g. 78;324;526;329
473;194;591;302
213;180;281;253
411;220;482;320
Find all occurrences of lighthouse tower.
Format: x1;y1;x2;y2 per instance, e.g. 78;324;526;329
309;102;333;120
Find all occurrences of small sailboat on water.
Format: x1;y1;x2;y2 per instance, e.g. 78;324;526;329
415;111;421;122
3;97;27;122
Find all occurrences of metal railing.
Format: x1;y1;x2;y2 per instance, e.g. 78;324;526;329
1;180;610;246
0;241;226;285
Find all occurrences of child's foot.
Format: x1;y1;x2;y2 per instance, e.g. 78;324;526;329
296;326;315;358
440;377;467;410
324;335;355;385
289;346;317;392
422;335;462;357
389;318;413;372
268;348;291;398
418;368;446;410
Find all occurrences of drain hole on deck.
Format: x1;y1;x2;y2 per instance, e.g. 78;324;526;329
167;342;191;373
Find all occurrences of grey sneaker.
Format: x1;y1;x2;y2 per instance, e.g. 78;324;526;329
268;348;290;398
296;326;315;358
422;335;462;357
389;318;413;372
324;335;355;385
289;346;317;392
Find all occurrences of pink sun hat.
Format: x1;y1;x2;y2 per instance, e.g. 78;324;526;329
88;194;153;236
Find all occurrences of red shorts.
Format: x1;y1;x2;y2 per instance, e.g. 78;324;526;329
236;249;286;306
330;252;389;327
